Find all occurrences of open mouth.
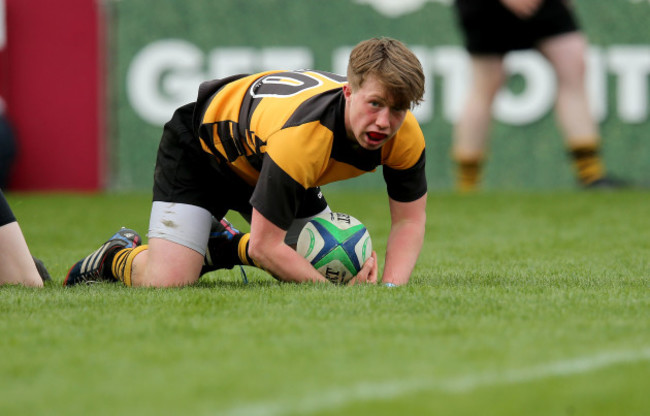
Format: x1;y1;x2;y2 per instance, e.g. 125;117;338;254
366;132;387;145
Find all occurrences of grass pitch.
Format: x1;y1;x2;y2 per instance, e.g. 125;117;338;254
2;190;649;416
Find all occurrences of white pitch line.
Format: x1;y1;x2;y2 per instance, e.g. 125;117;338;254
217;347;650;416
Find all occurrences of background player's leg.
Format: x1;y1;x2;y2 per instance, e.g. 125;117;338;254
452;55;506;191
0;222;43;287
538;32;609;186
539;32;598;145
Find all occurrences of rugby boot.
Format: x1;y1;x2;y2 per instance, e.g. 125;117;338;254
64;228;141;286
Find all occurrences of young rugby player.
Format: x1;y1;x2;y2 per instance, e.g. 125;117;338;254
452;0;624;191
64;37;427;287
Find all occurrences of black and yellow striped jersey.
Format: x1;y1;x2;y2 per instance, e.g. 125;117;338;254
193;70;427;229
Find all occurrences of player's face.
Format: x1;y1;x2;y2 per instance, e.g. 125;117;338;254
343;75;408;151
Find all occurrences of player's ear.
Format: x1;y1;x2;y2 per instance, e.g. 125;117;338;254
342;84;352;99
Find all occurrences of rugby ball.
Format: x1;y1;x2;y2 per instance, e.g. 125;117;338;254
296;212;372;285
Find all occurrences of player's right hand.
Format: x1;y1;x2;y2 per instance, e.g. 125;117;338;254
348;251;378;285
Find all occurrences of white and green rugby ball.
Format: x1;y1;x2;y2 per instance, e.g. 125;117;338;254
296;212;372;285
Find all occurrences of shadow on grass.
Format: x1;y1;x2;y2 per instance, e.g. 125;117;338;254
192;279;280;290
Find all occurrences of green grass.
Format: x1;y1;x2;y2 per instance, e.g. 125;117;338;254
2;190;649;416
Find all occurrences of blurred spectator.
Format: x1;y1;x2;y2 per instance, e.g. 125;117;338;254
0;97;16;189
452;0;624;191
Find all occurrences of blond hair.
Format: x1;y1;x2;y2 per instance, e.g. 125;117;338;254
347;37;425;110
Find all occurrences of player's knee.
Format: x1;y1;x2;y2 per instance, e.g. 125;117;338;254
136;257;201;287
140;237;204;287
140;268;199;287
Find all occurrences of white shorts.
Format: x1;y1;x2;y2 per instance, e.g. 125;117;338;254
148;201;331;255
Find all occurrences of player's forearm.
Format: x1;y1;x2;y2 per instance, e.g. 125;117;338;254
381;221;425;286
248;241;329;284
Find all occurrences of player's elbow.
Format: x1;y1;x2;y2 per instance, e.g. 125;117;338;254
247;235;271;267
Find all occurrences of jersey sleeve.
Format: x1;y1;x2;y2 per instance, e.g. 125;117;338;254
381;112;428;202
383;149;427;202
250;155;308;230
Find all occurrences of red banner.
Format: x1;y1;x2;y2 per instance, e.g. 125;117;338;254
0;0;104;190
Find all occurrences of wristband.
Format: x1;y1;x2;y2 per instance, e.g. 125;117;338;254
383;282;397;287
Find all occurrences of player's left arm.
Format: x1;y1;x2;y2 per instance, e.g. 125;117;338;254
381;193;427;286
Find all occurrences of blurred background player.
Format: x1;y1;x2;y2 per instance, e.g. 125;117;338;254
0;189;51;286
64;37;427;288
452;0;624;191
